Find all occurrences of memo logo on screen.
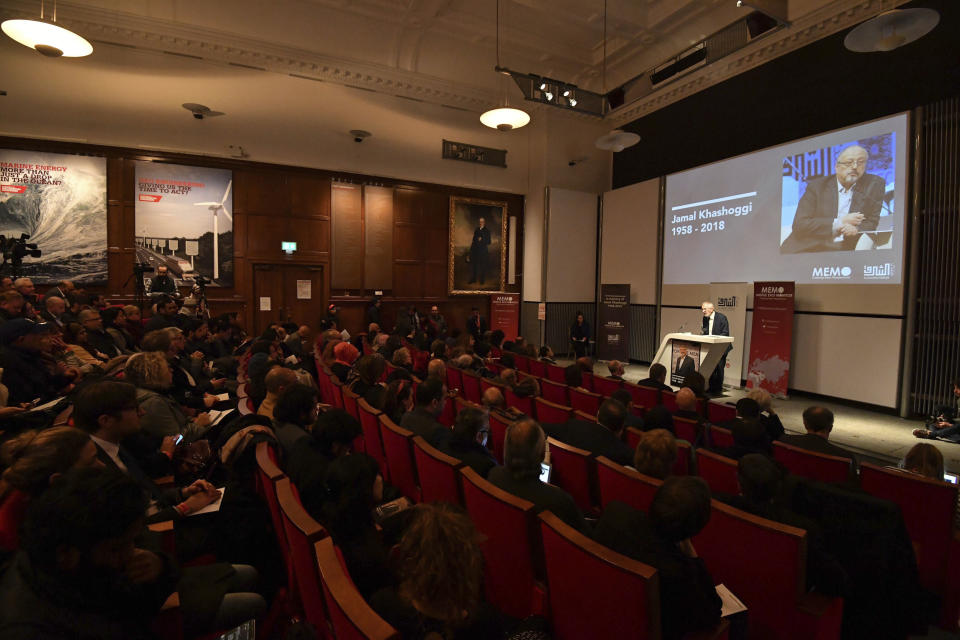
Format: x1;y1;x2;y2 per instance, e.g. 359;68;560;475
864;263;894;280
811;266;852;280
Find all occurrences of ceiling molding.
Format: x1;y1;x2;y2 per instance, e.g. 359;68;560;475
608;0;910;126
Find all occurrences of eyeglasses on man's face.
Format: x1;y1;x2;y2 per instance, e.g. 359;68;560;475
837;159;867;169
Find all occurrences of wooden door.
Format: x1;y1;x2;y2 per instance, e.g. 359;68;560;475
252;264;325;334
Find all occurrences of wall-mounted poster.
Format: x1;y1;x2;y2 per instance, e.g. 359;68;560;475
135;161;234;287
448;196;507;295
0;150;107;284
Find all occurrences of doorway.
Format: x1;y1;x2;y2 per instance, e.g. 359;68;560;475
252;264;325;334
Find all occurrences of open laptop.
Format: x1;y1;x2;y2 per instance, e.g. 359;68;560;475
217;620;255;640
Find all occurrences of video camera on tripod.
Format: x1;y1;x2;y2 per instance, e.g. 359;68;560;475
0;233;42;275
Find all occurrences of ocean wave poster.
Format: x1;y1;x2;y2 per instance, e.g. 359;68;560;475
135;161;233;287
0;150;107;284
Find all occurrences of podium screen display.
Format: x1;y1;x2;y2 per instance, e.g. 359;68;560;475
663;113;908;286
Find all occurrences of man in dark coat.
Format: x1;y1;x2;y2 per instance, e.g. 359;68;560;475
468;217;491;284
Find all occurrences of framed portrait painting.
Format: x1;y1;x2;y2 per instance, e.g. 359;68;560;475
448;196;507;295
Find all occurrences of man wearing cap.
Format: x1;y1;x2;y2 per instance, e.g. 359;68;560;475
0;319;74;404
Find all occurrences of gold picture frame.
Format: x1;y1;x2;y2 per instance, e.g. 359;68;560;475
448;196;507;295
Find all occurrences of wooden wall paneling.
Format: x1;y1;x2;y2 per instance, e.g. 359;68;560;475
393;262;424;298
330;183;363;289
289;216;331;258
281;265;325;329
364;186;394;290
419;190;449;228
394;187;421;225
252;264;284;334
245;213;292;258
235;169;290;215
289;174;331;218
393;224;422;262
423;260;447;298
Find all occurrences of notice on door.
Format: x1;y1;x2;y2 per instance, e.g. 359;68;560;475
296;280;312;300
259;297;271;311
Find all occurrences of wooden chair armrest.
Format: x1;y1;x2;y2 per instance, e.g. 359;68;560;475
685;618;730;640
154;475;176;488
148;520;175;533
161;591;180;611
797;591;842;618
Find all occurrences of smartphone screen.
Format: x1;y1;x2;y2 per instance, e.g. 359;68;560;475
175;434;184;446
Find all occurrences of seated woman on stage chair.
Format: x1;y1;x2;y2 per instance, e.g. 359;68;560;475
570;311;590;358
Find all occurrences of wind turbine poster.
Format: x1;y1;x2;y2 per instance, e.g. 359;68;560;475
135;161;234;287
0;149;107;284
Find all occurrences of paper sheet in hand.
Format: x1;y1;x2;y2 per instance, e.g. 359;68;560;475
208;409;235;426
188;488;225;516
716;583;747;617
215;393;230;402
28;397;65;412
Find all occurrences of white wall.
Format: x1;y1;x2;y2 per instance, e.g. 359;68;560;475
545;187;599;302
601;178;660;304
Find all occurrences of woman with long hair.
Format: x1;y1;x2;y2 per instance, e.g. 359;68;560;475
124;351;211;440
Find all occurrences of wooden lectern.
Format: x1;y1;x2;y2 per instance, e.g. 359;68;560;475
653;333;735;386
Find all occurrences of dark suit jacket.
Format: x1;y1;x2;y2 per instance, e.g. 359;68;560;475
400;407;449;448
636;377;672;391
675;354;696;378
441;438;497;479
702;311;730;337
592;501;722;640
466;316;487;342
780;432;857;465
487;466;585;532
470;226;491;256
781;173;885;253
544;419;633;468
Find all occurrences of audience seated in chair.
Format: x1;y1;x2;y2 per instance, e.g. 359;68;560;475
487;418;585;532
544;399;633;468
257;365;298;420
636;363;671;392
441;407;498;479
350;354;388;410
632;428;678;480
0;318;74;406
607;359;626;381
610;389;644;430
400;377;449;448
781;406;857;467
382;378;415;426
370;503;505;639
286;408;361;520
124;351;213;443
747;388;785;441
714;417;772;460
591;476;722;640
643;404;675;435
330;341;359;384
272;383;319;459
427;357;446;382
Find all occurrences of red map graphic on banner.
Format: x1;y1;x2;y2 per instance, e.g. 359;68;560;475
746;281;795;396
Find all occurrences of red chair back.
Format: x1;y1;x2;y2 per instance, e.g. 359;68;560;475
539;511;660;640
329;378;345;409
505;388;535;416
412;436;464;505
460;467;545;619
357;399;387;476
772;440;851;484
276;478;328;630
697;449;740;495
446;367;463;394
569;387;602;415
459;369;482;404
514;354;530;373
673;416;700;443
581;371;595;392
438;393;456;428
596;456;662;513
488;410;512;464
709;426;735;449
708;401;737;424
625;426;643;451
534;398;571;425
315;537;400;640
378;415;421;502
540;378;569;406
528;359;547;378
592;375;623;397
480;377;507;396
255;443;293;587
625;383;659;409
545;363;567;383
694;500;842;639
661;390;679;413
341;387;361;422
860;462;959;599
547;437;596;513
673;440;693;476
573;409;597;423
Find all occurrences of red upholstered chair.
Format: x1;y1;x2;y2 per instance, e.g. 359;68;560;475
709;426;735;449
694;500;843;640
238;396;252;415
596;456;662;512
255;443;295;597
438;393;456;428
488;409;513;464
459;368;482;404
378;415;421;502
673;440;693;476
625;382;659;410
328;378;345;410
573;409;597;423
412;436;464;505
661;390;679;413
453;396;480;415
581;371;595;392
592;375;623;397
446;367;463;394
696;449;740;496
514;354;531;373
772;440;851;484
673;415;701;444
505;388;535;417
545;363;567;383
528;359;547;378
708;401;737;424
569;387;602;416
540;378;569;406
480;377;507;396
341;387;361;422
534;398;571;425
860;462;960;631
315;537;400;640
357;399;387;476
547;437;597;513
384;362;398;378
459;467;546;619
539;511;672;640
276;478;329;631
625;426;644;452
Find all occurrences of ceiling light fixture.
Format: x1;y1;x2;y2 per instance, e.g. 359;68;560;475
844;8;939;53
568;98;577;107
594;1;639;153
480;0;530;131
1;0;92;57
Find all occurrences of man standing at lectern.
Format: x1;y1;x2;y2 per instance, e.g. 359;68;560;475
701;301;730;395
